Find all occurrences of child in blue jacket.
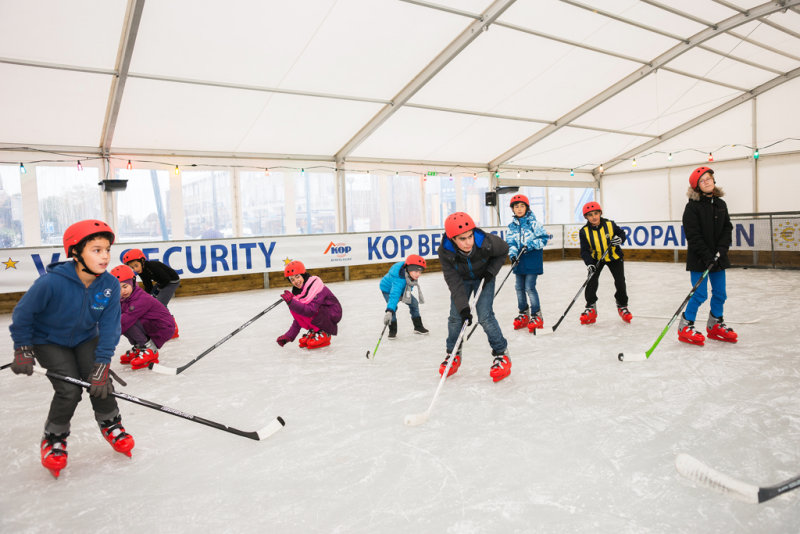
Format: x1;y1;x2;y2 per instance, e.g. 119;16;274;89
379;255;428;338
8;220;135;478
505;194;550;332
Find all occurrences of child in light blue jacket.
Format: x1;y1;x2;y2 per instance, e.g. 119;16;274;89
505;194;550;332
379;255;428;338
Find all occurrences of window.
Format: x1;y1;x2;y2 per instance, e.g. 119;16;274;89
37;166;102;246
423;175;457;229
295;170;336;234
461;176;494;227
499;186;547;226
548;186;594;224
387;173;423;231
182;170;233;239
240;170;286;236
115;169;171;242
346;172;381;232
0;165;24;247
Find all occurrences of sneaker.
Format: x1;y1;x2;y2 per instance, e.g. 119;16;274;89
580;304;597;325
617;306;633;323
41;432;69;478
99;415;135;457
298;330;313;348
130;348;159;370
388;320;398;339
489;350;512;383
706;314;737;343
412;316;429;335
527;311;543;331
678;314;705;346
513;310;530;330
119;345;142;365
307;331;331;349
439;353;461;377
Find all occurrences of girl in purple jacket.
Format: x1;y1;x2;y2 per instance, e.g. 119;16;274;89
111;265;175;369
276;261;342;349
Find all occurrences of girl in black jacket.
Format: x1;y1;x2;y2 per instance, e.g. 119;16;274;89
678;166;738;346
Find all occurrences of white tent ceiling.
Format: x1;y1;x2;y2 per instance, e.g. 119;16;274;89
1;0;799;175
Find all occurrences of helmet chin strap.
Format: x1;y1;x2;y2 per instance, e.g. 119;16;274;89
73;252;102;277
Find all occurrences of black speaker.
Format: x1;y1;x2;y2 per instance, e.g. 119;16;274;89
485;191;497;206
99;179;128;192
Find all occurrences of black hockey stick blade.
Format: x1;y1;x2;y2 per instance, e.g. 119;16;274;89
150;299;283;375
1;362;11;371
676;453;800;503
31;366;285;441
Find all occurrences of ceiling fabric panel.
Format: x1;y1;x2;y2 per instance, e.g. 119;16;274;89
630;0;738;24
0;64;112;147
507;127;652;170
704;33;800;72
350;107;542;163
0;0;126;69
408;25;639;121
666;47;778;87
130;0;464;100
577;70;741;135
610;100;754;172
755;76;800;155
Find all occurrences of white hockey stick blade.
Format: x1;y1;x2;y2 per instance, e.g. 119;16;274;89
618;352;647;362
256;417;286;440
404;411;430;427
676;453;759;503
532;328;555;337
148;363;178;375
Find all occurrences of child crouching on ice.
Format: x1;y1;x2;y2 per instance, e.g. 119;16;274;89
505;193;550;332
276;261;342;349
380;254;429;339
112;265;175;370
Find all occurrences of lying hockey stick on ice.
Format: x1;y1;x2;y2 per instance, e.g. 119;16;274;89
366;324;388;360
534;247;612;337
618;254;718;362
635;315;760;325
676;453;800;503
31;366;285;441
405;280;484;427
150;298;283;375
463;249;524;343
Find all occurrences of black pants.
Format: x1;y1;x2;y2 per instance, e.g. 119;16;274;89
34;337;120;435
585;259;628;308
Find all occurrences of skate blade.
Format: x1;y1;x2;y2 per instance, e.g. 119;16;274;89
679;337;705;347
492;374;510;383
46;467;62;478
707;335;737;343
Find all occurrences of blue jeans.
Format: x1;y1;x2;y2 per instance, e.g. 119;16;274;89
446;278;507;354
684;270;727;321
514;273;540;314
382;291;420;320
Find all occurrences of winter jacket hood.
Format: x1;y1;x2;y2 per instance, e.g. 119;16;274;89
687;186;725;201
9;261;121;363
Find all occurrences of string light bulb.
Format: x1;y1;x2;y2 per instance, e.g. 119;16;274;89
598;164;604;173
264;168;270;176
632;158;637;167
570;169;574;177
127;160;132;170
174;164;180;175
707;152;714;162
516;170;520;179
494;171;500;178
19;162;26;174
77;160;83;171
668;153;673;161
753;148;759;160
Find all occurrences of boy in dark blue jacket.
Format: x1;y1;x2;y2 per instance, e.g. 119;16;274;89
437;212;511;383
9;220;134;477
379;254;428;338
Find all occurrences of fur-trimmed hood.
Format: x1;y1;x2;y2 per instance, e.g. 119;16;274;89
687;186;725;201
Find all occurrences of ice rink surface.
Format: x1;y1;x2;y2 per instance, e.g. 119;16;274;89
2;260;799;533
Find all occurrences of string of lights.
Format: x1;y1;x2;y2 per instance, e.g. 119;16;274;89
2;136;799;179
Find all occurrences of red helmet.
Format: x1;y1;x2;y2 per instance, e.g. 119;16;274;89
63;220;115;257
284;260;306;278
689;166;714;189
111;265;136;284
582;201;602;217
444;212;476;239
122;248;147;264
509;194;529;208
405;254;427;270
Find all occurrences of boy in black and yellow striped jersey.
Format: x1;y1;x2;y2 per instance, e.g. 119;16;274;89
578;202;632;325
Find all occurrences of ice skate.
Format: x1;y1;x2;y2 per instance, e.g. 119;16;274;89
130;347;159;370
99;415;135;458
41;432;69;478
489;350;512;383
412;317;429;335
306;331;331;349
617;305;633;323
513;310;529;330
706;314;737;343
439;352;461;377
580;304;597;325
298;330;313;348
678;314;705;346
527;311;543;331
119;345;143;365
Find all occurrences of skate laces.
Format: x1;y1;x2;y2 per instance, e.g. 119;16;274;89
101;418;129;442
491;354;508;368
42;434;68;457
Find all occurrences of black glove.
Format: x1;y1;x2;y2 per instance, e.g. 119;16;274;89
610;235;622;247
509;255;517;264
587;264;596;276
89;363;114;399
459;307;473;326
383;310;394;326
11;346;34;376
482;272;495;285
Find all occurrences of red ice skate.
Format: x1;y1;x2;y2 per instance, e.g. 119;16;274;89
99;415;135;458
513;312;529;330
130;348;159;370
707;316;737;343
306;331;331;349
527;312;543;331
580;305;597;325
439;353;461;377
119;345;142;365
617;306;633;323
489;351;512;383
298;330;313;348
41;432;69;478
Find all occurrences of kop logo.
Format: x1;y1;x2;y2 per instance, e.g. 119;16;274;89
324;241;352;257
